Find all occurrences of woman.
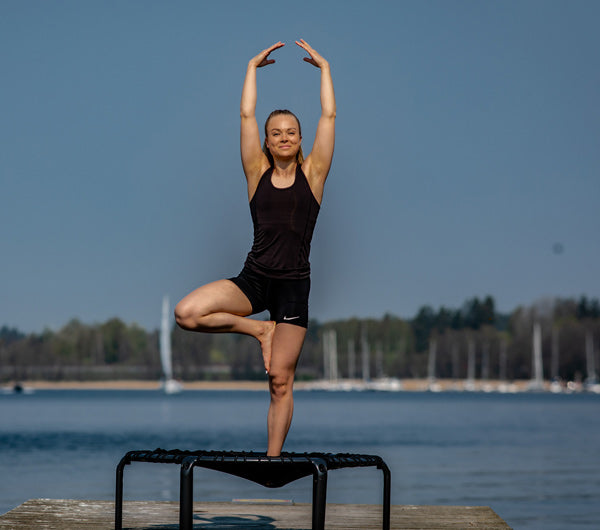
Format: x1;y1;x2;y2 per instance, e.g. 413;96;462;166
175;39;335;456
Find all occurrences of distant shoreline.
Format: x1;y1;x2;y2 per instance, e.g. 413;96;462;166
5;378;536;392
15;380;271;391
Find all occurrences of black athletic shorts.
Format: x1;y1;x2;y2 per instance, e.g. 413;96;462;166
228;266;310;328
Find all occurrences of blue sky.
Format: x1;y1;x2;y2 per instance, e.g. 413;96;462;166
2;0;599;333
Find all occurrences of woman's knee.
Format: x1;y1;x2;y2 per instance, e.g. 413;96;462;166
174;298;205;329
173;301;189;329
269;370;294;399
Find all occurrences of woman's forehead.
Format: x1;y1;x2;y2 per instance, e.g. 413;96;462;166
267;115;299;130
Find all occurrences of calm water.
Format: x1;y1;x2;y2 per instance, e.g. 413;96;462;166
1;389;599;529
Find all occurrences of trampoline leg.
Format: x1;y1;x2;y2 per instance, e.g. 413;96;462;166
311;460;328;530
180;457;196;530
114;457;129;530
381;463;391;530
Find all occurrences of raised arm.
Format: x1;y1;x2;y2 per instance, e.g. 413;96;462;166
296;39;336;203
240;42;284;196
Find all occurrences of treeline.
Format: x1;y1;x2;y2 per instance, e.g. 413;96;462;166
1;296;598;383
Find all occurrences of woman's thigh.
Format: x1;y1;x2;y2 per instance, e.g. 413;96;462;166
175;279;253;319
269;323;307;376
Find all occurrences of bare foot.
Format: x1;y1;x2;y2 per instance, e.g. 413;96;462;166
258;321;276;373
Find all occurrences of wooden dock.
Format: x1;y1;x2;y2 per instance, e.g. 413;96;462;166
0;499;512;529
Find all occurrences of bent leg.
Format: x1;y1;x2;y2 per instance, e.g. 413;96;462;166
267;323;306;456
175;279;253;329
174;280;275;368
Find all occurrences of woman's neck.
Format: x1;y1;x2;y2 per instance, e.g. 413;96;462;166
271;158;297;179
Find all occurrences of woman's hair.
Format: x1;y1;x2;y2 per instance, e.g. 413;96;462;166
262;109;304;166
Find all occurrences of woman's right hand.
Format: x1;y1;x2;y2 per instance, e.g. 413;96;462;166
249;42;285;68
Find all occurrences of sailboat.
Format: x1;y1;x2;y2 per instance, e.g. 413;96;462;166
160;295;183;394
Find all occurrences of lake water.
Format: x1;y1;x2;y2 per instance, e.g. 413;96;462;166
1;389;599;529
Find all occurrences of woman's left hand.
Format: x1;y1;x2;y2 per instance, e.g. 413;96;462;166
295;39;329;69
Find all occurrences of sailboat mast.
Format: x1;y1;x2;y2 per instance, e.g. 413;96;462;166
532;322;544;389
160;295;173;381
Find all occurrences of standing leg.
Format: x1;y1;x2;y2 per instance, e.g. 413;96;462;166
266;323;306;456
174;279;276;371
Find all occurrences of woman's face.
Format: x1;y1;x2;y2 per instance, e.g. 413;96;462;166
265;114;302;160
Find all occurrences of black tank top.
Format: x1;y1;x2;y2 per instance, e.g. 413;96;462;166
244;165;320;279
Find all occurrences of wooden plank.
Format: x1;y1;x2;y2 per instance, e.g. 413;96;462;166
0;499;513;529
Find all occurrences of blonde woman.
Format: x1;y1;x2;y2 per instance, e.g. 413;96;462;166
175;40;335;456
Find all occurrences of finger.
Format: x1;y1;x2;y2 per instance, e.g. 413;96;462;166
256;42;284;67
303;57;318;67
259;42;284;60
296;40;322;64
267;41;285;53
258;59;276;68
295;39;311;53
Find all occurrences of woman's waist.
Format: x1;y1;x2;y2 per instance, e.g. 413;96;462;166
243;253;311;280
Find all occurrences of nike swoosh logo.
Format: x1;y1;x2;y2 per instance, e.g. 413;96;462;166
283;316;300;321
